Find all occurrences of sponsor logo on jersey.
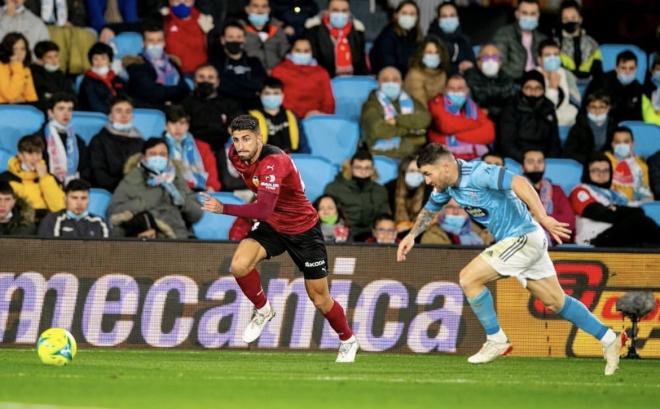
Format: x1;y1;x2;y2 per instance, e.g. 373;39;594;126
464;206;488;219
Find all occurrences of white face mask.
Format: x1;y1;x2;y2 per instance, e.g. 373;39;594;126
480;59;500;77
92;65;110;77
44;63;60;72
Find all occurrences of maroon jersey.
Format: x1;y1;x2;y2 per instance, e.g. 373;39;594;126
228;144;319;235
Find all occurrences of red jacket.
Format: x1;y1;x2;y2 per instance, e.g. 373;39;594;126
546;183;575;243
427;95;495;160
164;8;207;75
194;139;221;191
271;59;335;118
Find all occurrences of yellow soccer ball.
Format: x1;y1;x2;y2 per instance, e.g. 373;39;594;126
37;328;77;366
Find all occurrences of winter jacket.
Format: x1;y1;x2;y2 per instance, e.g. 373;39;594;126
29;64;73;104
271;58;335;118
304;14;368;77
38;209;109;238
536;67;580;126
493;23;547;81
0;197;36;236
369;24;420;77
181;92;242;151
499;95;561;162
248;109;310;154
464;67;517;120
124;55;190;111
0;6;49;53
427;21;475;74
427;95;495;161
361;90;431;158
403;66;447;105
211;52;267;110
78;70;127;113
164;7;208;75
88;126;144;192
0;157;65;214
584;70;643;124
108;154;203;239
563;113;615;165
642;94;660;126
324;167;390;238
0;62;38;104
556;29;602;80
244;18;290;70
35;127;91;183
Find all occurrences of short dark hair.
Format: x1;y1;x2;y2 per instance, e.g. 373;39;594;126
34;40;59;59
522;149;545;162
417;143;453;167
109;95;134;109
616;50;637;66
142;20;164;37
64;179;91;193
87;42;114;64
229;115;259;134
165;105;190;123
222;20;245;36
0;181;15;197
49;92;76;110
560;0;581;14
142;137;168;154
17;134;45;154
350;150;373;164
372;213;395;229
481;151;503;161
537;39;560;57
584;91;611;106
262;76;283;92
613;126;634;141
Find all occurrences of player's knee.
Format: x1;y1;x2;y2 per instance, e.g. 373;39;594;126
309;292;331;311
230;258;251;277
543;298;564;313
458;268;475;291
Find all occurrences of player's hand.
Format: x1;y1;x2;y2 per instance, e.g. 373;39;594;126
397;234;415;262
539;215;571;245
200;192;224;214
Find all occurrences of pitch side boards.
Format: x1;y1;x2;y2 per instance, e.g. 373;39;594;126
0;239;658;357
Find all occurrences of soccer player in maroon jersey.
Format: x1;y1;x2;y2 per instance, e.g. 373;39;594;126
201;115;359;362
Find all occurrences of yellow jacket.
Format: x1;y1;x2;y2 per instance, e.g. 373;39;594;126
642;95;660;126
4;156;65;212
0;61;38;103
604;151;653;203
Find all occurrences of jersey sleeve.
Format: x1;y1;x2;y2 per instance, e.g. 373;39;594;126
255;155;290;195
424;190;450;212
472;163;514;191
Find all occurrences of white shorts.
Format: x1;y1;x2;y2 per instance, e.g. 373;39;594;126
479;228;556;288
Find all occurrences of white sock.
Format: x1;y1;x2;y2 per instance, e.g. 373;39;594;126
257;300;271;314
599;329;616;346
341;335;356;344
486;328;508;343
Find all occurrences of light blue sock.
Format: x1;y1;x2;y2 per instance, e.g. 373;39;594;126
558;295;608;340
467;288;501;336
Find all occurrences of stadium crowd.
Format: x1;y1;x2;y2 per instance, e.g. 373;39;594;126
0;0;659;247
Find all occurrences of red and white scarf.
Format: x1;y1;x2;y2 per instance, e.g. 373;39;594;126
323;14;353;76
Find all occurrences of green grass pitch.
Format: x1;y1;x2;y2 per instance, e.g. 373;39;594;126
1;348;659;409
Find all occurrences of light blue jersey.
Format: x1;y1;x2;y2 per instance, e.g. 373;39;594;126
424;160;539;242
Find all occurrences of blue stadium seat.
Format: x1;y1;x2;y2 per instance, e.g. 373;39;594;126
544;158;583;196
374;155;398;185
71;111;107;145
0;148;12;172
133;109;166;139
600;44;647;83
641;201;660;226
193;193;245;240
290;154;337;203
88;188;112;218
559;125;571;146
114;32;143;58
302;116;360;167
74;74;83;94
472;45;481;56
0;105;45;152
619;121;660;159
504;158;522;175
331;76;378;121
185;77;194;91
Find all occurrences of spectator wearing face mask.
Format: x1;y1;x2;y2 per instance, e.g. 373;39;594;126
78;42;126;113
642;58;660;126
403;36;450;106
522;149;575;244
163;0;214;76
421;198;493;246
271;37;334;118
426;0;475;74
554;0;602;81
89;96;144;192
314;194;349;243
243;0;289;71
303;0;368;77
124;22;190;111
369;0;421;78
464;44;517;125
535;39;580;126
428;74;494;161
385;155;430;234
570;153;660;247
604;126;653;205
493;0;547;81
584;50;643;124
563;92;615;165
361;66;431;158
30;41;73;106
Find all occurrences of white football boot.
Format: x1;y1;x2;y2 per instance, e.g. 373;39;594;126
467;340;513;364
336;336;359;363
242;305;275;344
604;331;628;376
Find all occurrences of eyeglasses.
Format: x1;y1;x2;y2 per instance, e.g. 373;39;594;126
376;228;397;233
589;168;609;175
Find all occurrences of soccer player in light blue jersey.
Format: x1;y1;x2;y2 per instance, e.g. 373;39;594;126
397;144;626;375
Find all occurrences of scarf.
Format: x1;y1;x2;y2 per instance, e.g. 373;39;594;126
537;178;554;215
322;14;353;76
372;89;415;151
84;69;119;96
583;183;628;207
45;121;79;184
444;95;478;120
441;96;486;160
141;160;184;206
164;133;208;191
142;52;180;86
610;155;653;202
41;0;67;26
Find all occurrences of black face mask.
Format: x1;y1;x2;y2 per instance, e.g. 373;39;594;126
224;41;244;55
352;176;370;188
195;82;216;99
562;22;580;34
523;94;543;107
525;171;544;184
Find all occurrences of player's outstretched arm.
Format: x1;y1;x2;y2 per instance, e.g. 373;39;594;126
511;175;571;244
397;208;436;262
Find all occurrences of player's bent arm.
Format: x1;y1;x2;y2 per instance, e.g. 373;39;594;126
511;175;549;222
222;190;279;220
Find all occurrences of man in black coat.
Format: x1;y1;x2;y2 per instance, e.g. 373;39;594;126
30;41;73;110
